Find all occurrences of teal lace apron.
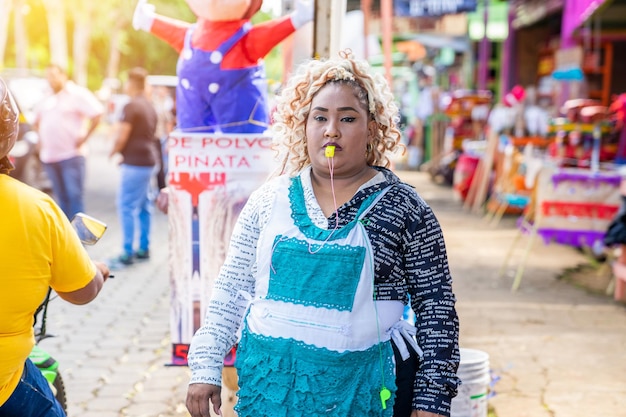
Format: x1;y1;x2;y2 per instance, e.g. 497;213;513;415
234;175;396;417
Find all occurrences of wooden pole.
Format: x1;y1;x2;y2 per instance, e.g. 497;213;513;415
312;1;327;59
478;0;490;90
362;0;372;60
381;0;393;87
464;129;499;213
313;0;346;59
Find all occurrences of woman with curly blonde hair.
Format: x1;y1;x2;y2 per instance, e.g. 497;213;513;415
187;52;460;417
272;51;402;175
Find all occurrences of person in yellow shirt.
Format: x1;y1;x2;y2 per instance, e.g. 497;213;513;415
0;77;110;416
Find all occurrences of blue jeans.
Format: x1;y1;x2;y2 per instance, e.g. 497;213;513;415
42;156;86;219
0;359;65;416
117;164;155;256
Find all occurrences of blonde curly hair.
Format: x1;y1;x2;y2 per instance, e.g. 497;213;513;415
271;51;402;176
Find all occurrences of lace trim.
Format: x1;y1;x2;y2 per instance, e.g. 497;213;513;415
235;329;396;417
288;176;383;241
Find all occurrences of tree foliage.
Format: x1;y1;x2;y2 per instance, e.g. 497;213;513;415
2;0;286;91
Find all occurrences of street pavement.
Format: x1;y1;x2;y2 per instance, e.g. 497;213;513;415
42;132;626;417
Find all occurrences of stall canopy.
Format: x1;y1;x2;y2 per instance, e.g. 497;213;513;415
570;0;626;40
510;0;564;29
562;0;614;46
407;33;471;52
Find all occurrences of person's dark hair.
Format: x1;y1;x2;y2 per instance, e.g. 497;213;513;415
127;67;148;91
47;63;68;76
0;78;19;174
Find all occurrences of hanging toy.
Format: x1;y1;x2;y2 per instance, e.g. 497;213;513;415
133;0;313;133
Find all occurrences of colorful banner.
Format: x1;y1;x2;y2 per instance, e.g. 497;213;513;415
533;166;621;248
166;132;276;365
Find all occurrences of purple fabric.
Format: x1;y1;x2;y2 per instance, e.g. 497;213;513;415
536;228;605;247
550;170;622;188
517;219;605;248
561;0;608;47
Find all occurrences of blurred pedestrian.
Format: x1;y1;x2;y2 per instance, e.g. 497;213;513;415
410;65;438;169
34;64;104;219
0;76;111;417
150;83;175;190
109;67;158;268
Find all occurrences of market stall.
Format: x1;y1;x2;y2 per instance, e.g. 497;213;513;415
494;97;624;290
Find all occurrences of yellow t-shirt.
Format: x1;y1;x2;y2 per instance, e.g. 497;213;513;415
0;175;96;405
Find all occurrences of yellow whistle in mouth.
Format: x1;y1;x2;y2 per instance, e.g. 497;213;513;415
325;145;336;158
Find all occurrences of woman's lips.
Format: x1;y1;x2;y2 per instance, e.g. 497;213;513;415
323;142;341;150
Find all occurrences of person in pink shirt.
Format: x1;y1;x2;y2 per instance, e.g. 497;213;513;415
34;64;104;218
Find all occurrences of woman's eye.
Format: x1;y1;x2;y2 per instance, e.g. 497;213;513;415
313;115;327;122
342;116;356;123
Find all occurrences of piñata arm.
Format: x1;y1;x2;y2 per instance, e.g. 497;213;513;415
150;16;191;54
242;16;296;61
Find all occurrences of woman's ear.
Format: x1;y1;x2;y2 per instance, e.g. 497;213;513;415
368;119;377;138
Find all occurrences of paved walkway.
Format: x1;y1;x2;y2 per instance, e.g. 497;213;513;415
43;136;626;416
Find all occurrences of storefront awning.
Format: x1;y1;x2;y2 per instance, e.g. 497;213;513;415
394;0;477;17
408;33;471;52
563;0;613;44
510;0;564;29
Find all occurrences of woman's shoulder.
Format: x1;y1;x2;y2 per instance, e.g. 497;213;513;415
253;173;291;194
243;174;294;225
247;174;292;206
375;168;431;213
376;168;422;198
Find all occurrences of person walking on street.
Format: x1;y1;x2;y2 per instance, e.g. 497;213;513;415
109;67;158;268
150;83;175;191
186;52;460;417
0;77;111;417
409;65;438;170
34;64;104;219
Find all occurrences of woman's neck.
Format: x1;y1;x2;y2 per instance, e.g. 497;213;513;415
310;166;377;217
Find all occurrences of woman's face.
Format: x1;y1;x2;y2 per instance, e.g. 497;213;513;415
305;82;375;178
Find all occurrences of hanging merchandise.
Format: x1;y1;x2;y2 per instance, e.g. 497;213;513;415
546;99;616;169
551;46;584;82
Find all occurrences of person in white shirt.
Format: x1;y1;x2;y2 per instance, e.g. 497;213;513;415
34;64;103;218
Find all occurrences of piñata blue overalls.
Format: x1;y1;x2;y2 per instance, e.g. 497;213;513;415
234;172;404;417
176;22;269;133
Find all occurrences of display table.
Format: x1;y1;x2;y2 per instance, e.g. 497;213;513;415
530;167;621;248
503;165;623;291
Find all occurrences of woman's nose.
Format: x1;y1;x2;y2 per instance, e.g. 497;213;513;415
324;122;339;138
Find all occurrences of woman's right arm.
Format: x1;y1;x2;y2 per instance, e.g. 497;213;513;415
186;193;263;417
187;192;262;385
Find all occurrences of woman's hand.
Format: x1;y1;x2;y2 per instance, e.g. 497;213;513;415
186;383;222;417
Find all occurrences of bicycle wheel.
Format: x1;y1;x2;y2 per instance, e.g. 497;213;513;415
52;371;68;413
